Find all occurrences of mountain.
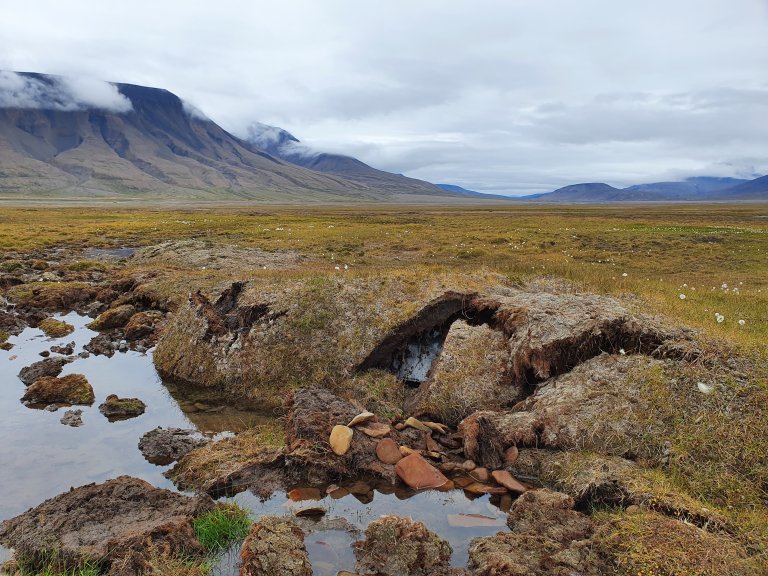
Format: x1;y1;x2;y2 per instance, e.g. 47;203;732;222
0;72;463;201
243;122;452;197
523;176;766;202
435;184;513;200
715;175;768;200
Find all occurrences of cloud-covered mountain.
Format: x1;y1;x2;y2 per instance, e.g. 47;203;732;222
522;176;766;202
0;72;463;201
243;122;451;197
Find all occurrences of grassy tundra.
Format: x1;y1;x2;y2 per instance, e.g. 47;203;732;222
1;202;766;573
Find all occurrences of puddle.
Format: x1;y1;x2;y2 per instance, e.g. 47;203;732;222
214;486;507;574
83;247;136;259
1;312;510;574
0;312;264;520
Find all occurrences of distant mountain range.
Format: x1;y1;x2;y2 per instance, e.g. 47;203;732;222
522;176;767;202
0;71;462;201
0;71;765;203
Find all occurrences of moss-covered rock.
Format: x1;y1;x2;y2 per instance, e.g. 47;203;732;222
88;304;136;330
21;374;95;407
98;394;146;421
38;317;75;338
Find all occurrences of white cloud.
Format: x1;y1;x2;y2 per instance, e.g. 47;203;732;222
0;71;131;113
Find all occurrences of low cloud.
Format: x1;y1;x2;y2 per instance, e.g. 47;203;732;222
0;71;132;113
244;121;321;159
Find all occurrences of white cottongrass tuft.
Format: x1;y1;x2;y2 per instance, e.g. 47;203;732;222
622;272;628;277
697;382;714;395
715;313;725;323
679;294;686;300
738;319;746;326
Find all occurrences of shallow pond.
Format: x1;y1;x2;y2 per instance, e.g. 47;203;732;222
0;312;509;574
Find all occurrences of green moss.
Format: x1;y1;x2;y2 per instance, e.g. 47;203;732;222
38;318;75;338
0;330;8;344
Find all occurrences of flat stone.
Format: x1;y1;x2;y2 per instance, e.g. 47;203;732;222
464;482;508;495
376;438;402;464
329;424;354;455
395;453;450;490
21;374;94;407
491;470;528;494
359;422;391;438
462;460;476;471
425;433;441;453
347;411;376;427
422;421;449;434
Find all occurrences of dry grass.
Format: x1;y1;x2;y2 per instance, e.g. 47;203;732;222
168;424;285;491
595;510;761;576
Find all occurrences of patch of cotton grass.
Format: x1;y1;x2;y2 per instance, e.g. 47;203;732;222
679;294;686;300
697;382;714;395
715;313;725;323
738;319;746;326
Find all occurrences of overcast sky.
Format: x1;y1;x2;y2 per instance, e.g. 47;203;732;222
1;1;767;194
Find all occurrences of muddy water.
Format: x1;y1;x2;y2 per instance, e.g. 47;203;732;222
1;312;510;574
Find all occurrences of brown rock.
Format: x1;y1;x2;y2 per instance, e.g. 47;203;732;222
491;470;528;494
326;484;349;499
288;487;323;501
394;422;406;431
395;453;449;490
240;517;312;576
376;438;403;464
329;424;354;455
454;476;474;488
354;515;452;576
462;459;476;471
425;433;441;453
470;467;489;482
294;507;326;518
359;422;391;438
399;446;417;456
504;445;520;465
21;374;94;407
0;476;213;576
464;482;508;495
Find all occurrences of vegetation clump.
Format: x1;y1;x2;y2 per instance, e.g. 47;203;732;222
192;503;251;552
38;318;75;338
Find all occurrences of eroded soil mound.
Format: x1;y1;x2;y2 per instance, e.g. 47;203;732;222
0;476;215;576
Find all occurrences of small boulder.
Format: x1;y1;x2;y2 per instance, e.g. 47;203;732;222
21;374;94;407
504;445;519;465
354;515;452;576
60;409;83;427
138;427;211;465
394;453;449;490
18;356;70;385
88;304;136;330
99;394;146;421
376;438;403;465
239;517;312;576
329;425;354;455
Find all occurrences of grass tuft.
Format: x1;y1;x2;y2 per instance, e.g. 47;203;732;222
192;503;251;553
